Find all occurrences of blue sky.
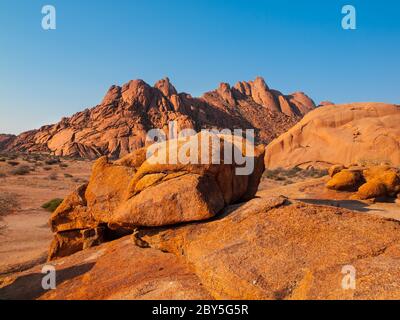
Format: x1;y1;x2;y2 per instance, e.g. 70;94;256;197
0;0;399;134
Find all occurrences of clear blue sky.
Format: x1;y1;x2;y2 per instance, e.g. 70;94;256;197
1;0;399;134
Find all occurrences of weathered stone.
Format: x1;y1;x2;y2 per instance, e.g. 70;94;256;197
326;170;363;191
265;103;400;169
328;164;346;178
139;198;400;300
48;134;265;259
48;226;105;261
1;237;212;300
1;77;314;159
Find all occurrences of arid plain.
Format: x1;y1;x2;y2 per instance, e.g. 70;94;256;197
1;78;400;300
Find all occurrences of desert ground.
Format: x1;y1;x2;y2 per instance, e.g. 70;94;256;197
259;168;400;221
0;153;91;276
1;153;399;282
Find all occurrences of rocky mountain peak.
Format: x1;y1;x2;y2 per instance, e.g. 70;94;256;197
1;77;316;159
154;77;178;97
102;85;121;105
216;82;236;106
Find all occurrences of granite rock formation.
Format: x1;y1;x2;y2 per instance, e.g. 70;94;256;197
265;103;400;169
2;77;315;159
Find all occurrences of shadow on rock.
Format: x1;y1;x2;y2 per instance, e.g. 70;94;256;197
296;198;383;213
0;262;95;300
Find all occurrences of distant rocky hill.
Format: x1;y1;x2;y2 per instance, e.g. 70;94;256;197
265;103;400;168
0;134;16;150
1;77;315;159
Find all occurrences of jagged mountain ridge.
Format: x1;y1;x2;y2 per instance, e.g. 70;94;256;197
2;77;316;159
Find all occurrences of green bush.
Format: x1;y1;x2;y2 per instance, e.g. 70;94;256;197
41;198;63;212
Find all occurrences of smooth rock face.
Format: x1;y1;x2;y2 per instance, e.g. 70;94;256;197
265;103;400;169
0;237;212;300
139;197;400;300
4;196;400;300
112;173;225;227
48;133;266;259
1;77;315;159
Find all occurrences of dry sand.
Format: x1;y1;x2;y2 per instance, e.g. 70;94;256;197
0;155;91;275
259;175;400;221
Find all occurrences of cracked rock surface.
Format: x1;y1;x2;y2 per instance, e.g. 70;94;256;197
2;195;400;300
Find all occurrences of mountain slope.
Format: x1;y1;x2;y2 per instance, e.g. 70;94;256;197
2;77;315;159
0;134;16;151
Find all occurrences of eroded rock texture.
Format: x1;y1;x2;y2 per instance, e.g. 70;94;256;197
1;77;314;158
48;133;265;260
265;103;400;169
3;196;400;300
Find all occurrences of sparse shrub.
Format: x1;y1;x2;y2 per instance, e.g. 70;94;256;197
264;166;328;183
43;166;52;171
59;163;68;168
263;170;275;180
7;154;18;160
263;168;285;180
0;173;6;178
283;180;294;185
283;167;302;178
29;154;45;162
0;158;5;162
299;168;328;179
41;198;63;212
45;158;60;165
7;161;19;167
0;193;19;216
64;173;73;178
48;173;58;180
10;165;31;176
358;158;392;167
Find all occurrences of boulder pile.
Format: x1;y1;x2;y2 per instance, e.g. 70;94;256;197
326;164;400;201
48;133;265;260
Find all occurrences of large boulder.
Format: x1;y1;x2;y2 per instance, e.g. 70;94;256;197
325;165;400;200
138;197;400;300
5;195;400;299
326;170;364;191
265;103;400;169
48;133;265;259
